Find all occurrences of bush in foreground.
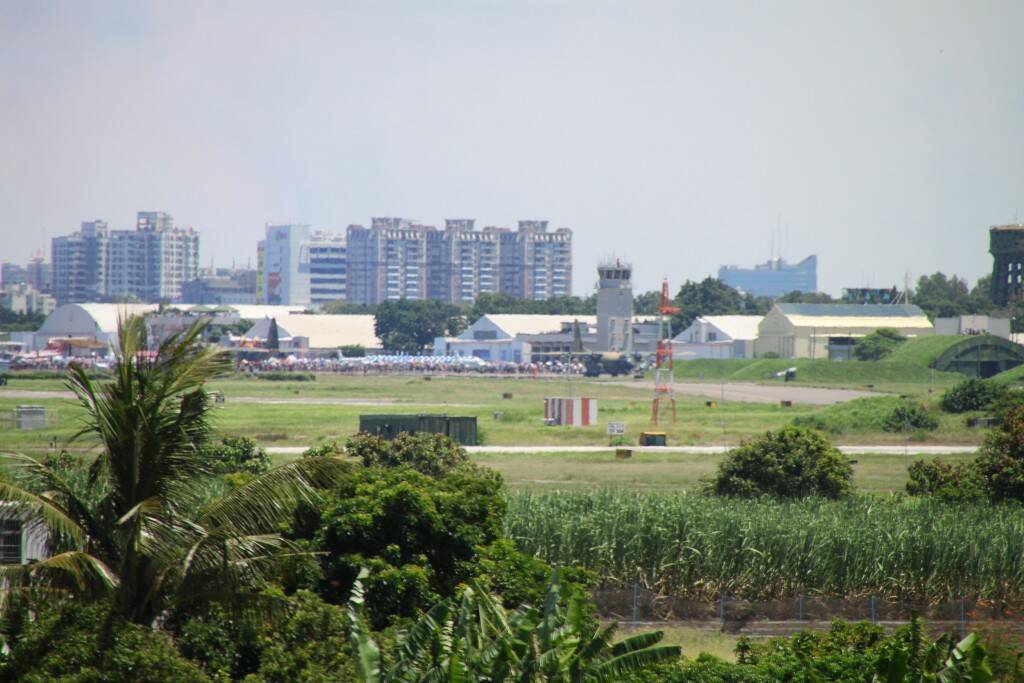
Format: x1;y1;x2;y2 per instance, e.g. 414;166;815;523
941;378;1004;413
882;403;939;432
711;425;853;499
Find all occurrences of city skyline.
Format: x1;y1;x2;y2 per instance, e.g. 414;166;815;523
2;1;1022;295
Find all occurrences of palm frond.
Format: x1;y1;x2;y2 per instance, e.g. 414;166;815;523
0;551;117;595
198;457;350;536
0;477;85;545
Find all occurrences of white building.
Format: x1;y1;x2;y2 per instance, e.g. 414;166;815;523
433;314;597;363
260;224;346;306
673;315;763;360
242;314;381;353
935;315;1012;339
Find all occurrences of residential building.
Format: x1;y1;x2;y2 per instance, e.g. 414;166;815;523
754;303;933;360
1;262;27;287
719;255;817;298
0;283;56;316
25;256;52;293
261;224;346;306
51;214;199;305
51;220;109;304
672;315;763;360
346;218;572;306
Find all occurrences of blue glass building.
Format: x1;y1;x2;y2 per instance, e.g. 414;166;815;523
718;255;817;298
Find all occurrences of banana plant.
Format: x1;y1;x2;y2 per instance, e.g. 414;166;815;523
346;568;681;682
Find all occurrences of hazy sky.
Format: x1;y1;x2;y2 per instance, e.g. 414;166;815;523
2;0;1022;296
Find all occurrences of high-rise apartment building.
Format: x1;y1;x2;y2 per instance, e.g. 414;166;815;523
25;256;52;293
718;255;817;298
345;218;572;306
52;220;109;304
260;224;346;306
51;213;199;305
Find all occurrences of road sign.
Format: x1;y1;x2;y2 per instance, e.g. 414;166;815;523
607;421;625;435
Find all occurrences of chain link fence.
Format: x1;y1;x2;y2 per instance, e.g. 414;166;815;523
593;586;1023;637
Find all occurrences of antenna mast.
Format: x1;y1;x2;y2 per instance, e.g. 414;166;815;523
652;278;680;425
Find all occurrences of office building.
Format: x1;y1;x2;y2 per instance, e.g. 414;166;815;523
346;218;572;306
719;255;817;298
260;224;346;306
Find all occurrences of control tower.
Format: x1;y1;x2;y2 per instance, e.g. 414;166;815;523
595;259;633;353
990;225;1024;306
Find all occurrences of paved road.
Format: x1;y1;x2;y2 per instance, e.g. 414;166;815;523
609;380;876;406
267;444;979;456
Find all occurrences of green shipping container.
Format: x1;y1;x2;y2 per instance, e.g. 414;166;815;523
359;414;478;446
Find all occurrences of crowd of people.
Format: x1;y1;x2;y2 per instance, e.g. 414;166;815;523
235;354;587;376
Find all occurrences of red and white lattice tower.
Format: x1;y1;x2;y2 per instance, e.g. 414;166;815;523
652;278;679;424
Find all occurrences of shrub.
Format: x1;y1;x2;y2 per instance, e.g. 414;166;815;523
255;371;316;381
941;378;1004;413
906;457;985;501
339;344;366;357
881;403;939;432
711;426;853;499
853;328;906;361
975;406;1024;502
302;440;344;458
760;351;780;359
346;432;473;477
202;436;271;475
0;600;209;681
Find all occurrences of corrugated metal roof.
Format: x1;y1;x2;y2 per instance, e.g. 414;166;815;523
245;314;381;349
776;303;927;318
478;314;598;337
699;315;764;341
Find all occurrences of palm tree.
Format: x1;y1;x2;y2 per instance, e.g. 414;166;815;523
0;315;344;626
347;569;682;682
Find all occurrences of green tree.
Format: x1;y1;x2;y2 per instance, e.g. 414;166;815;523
853;328;906;361
347;569;681;682
711;426;853;499
672;278;768;331
632;290;662;316
374;299;465;353
0;316;345;626
912;272;972;320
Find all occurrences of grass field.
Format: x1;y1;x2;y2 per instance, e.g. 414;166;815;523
471;449;975;493
0;371;984;454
